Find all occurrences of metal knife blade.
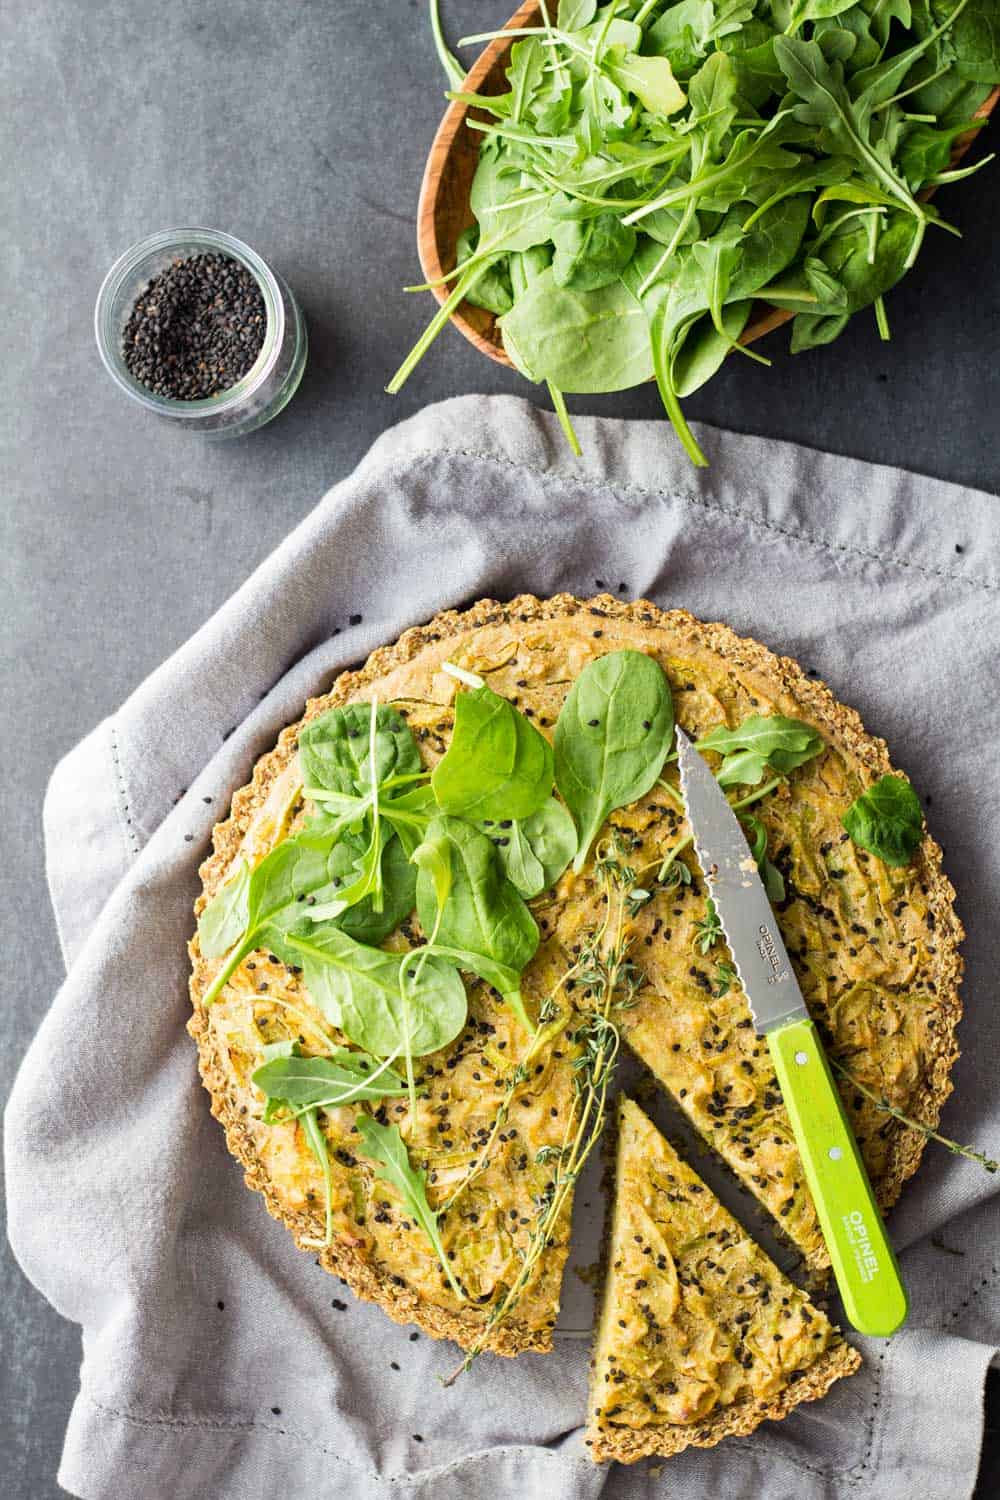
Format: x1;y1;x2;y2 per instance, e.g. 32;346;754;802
674;727;808;1035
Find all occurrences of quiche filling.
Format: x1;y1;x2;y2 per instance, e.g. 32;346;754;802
587;1099;860;1463
189;595;961;1376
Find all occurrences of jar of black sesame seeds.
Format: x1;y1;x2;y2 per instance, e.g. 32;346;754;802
95;228;307;437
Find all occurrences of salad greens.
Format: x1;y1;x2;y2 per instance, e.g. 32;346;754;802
842;771;924;865
696;712;824;784
431;676;554;819
414;815;540;1032
554;648;674;869
396;0;999;463
357;1117;468;1302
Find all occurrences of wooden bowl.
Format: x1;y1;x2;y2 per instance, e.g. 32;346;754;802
416;4;1000;369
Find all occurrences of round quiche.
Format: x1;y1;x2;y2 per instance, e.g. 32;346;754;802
189;594;963;1360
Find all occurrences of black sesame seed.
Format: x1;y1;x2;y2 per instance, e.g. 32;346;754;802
122;252;266;399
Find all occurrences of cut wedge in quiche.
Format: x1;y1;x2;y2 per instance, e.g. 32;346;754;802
189;594;962;1372
586;1099;861;1463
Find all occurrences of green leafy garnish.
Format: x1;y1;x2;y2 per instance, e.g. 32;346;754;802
554;650;674;871
480;796;578;898
252;1045;409;1116
414;816;539;1032
356;1117;466;1302
696;714;824;786
283;924;468;1066
431;678;554;821
842;773;924;867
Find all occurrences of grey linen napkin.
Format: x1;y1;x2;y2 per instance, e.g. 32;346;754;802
6;395;1000;1500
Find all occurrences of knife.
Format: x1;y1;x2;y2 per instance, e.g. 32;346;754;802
674;727;908;1337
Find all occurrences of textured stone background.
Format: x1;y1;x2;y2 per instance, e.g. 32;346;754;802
3;3;998;1496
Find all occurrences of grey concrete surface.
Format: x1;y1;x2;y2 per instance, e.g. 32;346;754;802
3;3;998;1497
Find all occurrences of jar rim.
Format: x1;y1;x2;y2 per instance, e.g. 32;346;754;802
94;228;285;417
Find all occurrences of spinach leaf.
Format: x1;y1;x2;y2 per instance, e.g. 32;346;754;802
605;51;687;116
551;213;637;292
285;924;468;1059
414;816;539;1030
554;650;674;871
696;714;824;786
931;0;1000;83
252;1046;409;1113
480;819;545;898
198;823;377;1003
334;833;417;946
481;797;579;898
501;269;654;392
299;703;422;799
431;680;554;821
356;1117;466;1301
842;773;924;866
786;0;859;32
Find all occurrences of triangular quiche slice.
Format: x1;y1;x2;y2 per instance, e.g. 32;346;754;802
586;1098;861;1464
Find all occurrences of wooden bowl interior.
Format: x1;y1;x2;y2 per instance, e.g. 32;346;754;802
417;8;1000;371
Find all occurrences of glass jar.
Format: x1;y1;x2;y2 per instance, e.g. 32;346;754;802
94;227;307;438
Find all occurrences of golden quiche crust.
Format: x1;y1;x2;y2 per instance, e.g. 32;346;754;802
189;593;963;1357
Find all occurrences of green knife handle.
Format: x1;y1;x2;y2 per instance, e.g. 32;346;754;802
768;1017;908;1337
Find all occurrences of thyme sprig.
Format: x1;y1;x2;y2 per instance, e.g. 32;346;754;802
832;1059;998;1175
441;833;641;1384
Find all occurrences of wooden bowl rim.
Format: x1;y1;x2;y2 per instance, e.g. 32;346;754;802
416;7;1000;372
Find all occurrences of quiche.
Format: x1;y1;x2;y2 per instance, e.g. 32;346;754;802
587;1098;861;1463
189;593;962;1367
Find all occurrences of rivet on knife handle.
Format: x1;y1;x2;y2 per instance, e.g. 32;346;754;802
768;1016;909;1337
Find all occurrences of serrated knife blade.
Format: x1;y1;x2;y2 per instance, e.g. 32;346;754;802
674;726;806;1033
673;725;908;1336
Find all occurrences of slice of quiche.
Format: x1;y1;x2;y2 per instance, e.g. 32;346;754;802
587;1098;861;1463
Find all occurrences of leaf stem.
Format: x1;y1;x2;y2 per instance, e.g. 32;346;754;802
830;1060;998;1175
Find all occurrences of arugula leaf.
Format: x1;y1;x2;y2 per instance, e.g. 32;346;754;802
285;924;468;1059
301;1108;335;1244
742;813;787;903
325;832;418;946
696;714;824;786
414;816;539;1030
842;773;924;865
252;1046;409;1113
429;0;464;90
198;858;251;960
554;650;674;871
431;679;554;821
356;1117;466;1301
